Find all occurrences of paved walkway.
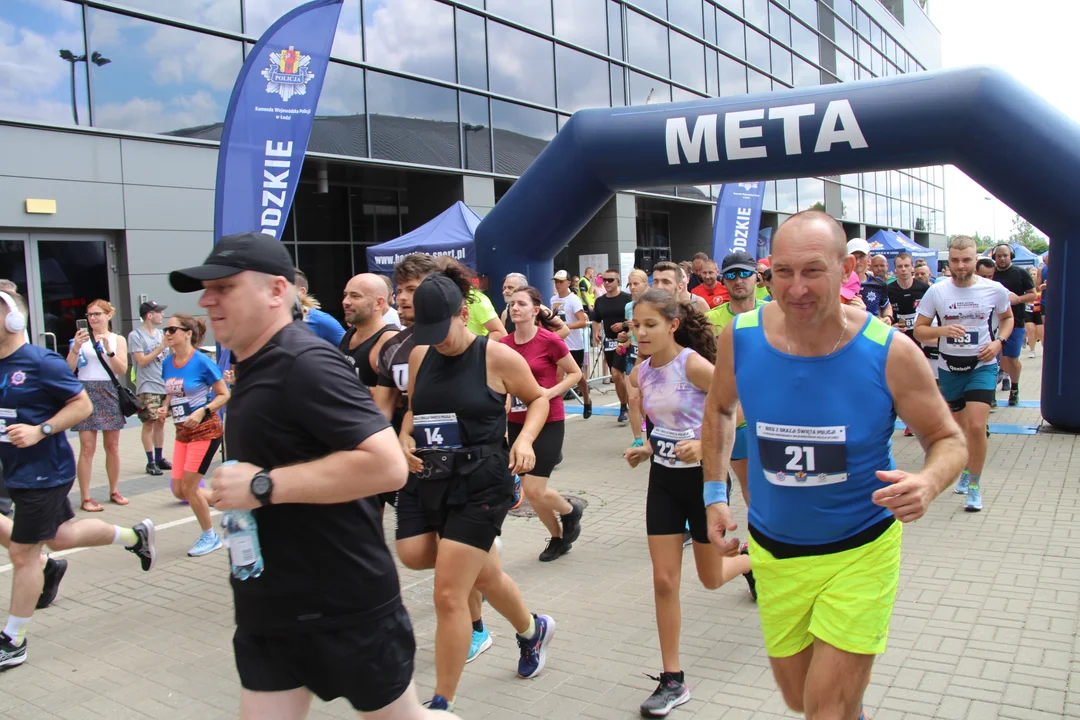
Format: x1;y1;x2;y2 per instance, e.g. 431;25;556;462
0;352;1077;719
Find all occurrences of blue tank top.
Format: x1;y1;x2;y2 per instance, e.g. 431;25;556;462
733;307;896;547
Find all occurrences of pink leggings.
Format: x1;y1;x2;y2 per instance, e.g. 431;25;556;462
171;437;222;481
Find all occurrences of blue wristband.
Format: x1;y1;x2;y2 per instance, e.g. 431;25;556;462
703;480;728;507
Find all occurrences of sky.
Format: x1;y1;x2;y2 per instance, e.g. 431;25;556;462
928;0;1080;242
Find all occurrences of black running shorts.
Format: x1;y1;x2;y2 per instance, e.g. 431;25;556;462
507;420;564;478
569;349;585;373
394;477;436;541
645;462;711;544
418;449;513;552
605;348;628;374
9;481;74;545
233;603;415;712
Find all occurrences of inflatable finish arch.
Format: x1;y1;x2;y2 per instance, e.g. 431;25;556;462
474;66;1080;432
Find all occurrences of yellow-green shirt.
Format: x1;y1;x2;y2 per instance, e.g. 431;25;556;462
706;298;767;335
466;290;498;336
755;285;771;302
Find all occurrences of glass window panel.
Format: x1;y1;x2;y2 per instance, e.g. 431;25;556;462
862;172;875;193
461;92;492;172
862;192;875;224
871;49;882;77
833;0;852;24
608;1;624;59
488;21;555;106
705;48;717;95
294;184;351;243
672;86;704;102
629;71;671;104
309;62;367;157
776;179;798;214
855;7;870;37
87;10;242;135
840;173;858;186
295;243;353;322
246;0;361;60
769;3;790;44
366;71;460;168
1;0;90;127
743;0;769;30
669;0;704;37
858;38;872;65
364;0;454;82
790;0;817;28
791;20;818;62
611;63;626;105
631;0;667;19
761;180;777;211
491;100;557;175
115;0;241;31
626;10;669;78
793;56;818;87
870;21;882;50
889;198;901;227
718;0;742;13
717;11;745;59
554;0;608;54
798;177;824;210
771;42;792;85
670;31;706;92
487;0;552;34
718;54;747;95
704;5;716;44
457;0;484;8
841;185;859;220
747;68;771;93
834;21;853;54
457;10;488;89
835;51;854;82
746;28;770;72
556;45;610;112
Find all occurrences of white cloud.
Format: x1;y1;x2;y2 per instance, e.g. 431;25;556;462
0;19;84;100
93;90;220;134
363;0;455;82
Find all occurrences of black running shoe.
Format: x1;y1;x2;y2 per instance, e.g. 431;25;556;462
127;519;156;571
618;406;629;423
560;501;584;545
640;671;690;717
682;529;693;547
156;458;172;471
539;537;571;562
0;633;26;670
36;558;68;610
1008;386;1020;406
145;462;162;476
582;403;592;419
1001;376;1011;392
740;545;757;602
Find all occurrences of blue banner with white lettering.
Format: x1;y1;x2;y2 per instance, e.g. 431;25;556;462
212;0;343;373
711;181;767;261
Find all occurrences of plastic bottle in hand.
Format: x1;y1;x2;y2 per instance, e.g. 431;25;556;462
219;461;264;580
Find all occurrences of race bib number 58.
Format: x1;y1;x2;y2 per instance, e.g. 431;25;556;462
412;413;462;449
756;422;847;486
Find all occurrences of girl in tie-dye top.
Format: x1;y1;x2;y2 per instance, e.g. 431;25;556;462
622;289;755;718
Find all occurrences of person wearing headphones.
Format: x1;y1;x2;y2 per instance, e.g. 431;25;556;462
991;243;1036;406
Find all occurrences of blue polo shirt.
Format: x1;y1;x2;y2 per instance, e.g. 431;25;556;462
0;344;84;489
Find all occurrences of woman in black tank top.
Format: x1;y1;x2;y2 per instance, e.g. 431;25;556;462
400;270;559;709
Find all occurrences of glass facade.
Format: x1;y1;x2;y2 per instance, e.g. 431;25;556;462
0;0;945;237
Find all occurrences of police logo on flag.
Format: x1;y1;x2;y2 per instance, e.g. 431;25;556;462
261;46;315;101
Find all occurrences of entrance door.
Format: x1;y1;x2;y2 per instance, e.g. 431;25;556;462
0;232;114;353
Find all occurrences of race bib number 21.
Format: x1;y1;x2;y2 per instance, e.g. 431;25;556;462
756;422;847;487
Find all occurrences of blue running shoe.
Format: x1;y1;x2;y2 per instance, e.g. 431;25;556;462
187;530;222;557
964;484;982;512
425;695;453;711
953;471;970;495
516;614;555;679
467;626;492;663
511;474;522;509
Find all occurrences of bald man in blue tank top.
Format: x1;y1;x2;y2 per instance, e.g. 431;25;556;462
701;210;968;720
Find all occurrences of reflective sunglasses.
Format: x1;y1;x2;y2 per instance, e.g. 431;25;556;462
722;269;756;280
602;277;618;283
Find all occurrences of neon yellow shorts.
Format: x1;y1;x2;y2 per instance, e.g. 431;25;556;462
749;520;902;658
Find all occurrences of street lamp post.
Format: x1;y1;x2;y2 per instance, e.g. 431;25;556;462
462;123;485;170
58;50;111;126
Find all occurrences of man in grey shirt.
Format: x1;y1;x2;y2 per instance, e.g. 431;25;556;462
128;301;170;476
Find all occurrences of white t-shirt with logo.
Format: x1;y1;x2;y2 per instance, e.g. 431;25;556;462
917;277;1010;373
549;292;585;351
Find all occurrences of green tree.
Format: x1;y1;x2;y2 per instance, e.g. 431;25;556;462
1008;214;1049;254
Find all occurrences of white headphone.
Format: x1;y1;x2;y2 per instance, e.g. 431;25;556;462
0;292;26;334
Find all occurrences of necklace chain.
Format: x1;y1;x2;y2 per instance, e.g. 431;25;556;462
787;310;849;357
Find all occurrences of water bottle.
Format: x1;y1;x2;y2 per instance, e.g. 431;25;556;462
219;461;265;580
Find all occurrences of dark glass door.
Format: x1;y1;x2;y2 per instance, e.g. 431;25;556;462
36;239;110;355
0;237;33;341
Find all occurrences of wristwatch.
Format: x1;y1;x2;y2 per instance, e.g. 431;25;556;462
250;469;274;506
40;423;54;436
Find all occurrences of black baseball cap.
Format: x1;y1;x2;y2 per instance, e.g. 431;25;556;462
412;272;465;345
139;300;166;316
169;232;295;293
721;250;757;274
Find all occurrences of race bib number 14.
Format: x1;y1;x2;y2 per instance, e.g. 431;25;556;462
756;422;847;487
413;413;462;449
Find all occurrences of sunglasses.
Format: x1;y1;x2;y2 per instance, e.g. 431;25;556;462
602;277;618;283
163;326;188;335
723;269;756;280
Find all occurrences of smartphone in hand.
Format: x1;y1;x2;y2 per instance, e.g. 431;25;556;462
76;319;88;331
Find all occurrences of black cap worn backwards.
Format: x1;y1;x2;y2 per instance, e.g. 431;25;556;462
169;232;295;293
412;272;465;345
721;250;758;274
138;300;167;317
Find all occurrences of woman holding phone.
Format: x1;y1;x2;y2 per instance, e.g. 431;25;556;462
67;299;128;512
159;314;229;557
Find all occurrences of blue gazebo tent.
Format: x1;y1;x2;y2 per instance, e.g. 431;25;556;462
980;241;1040;267
366;201;480;274
865;230;938;275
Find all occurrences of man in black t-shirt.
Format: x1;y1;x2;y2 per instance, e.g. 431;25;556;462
992;243;1037;405
592;269;632;423
170;233;440;719
886;252;931;339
